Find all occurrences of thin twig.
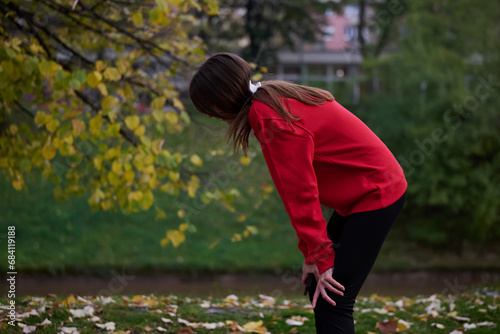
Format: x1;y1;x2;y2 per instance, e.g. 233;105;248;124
5;1;94;67
0;3;52;58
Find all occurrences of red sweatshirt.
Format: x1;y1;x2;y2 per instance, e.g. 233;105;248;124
248;98;408;275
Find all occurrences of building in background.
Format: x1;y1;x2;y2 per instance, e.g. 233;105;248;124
276;5;372;104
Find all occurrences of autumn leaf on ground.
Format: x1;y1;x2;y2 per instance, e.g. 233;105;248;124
178;328;195;334
242;320;268;333
376;318;398;333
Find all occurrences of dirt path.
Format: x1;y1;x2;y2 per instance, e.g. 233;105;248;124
12;271;500;298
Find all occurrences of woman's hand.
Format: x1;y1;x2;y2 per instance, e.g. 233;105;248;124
302;263;345;309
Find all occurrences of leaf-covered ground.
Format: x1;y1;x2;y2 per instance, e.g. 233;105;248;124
1;286;498;334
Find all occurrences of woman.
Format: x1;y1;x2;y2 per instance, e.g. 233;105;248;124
189;52;407;334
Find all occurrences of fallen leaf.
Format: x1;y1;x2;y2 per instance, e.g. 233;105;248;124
39;318;52;326
476;321;495;327
98;296;115;305
286;319;304;326
200;300;211;308
77;296;91;304
178;328;195;334
95;322;116;330
431;322;445;329
376;318;398;333
17;323;36;333
62;294;77;307
69;305;94;318
224;294;239;305
201;322;219;329
17;308;40;319
178;317;199;328
397;319;411;331
227;320;246;332
242;320;268;333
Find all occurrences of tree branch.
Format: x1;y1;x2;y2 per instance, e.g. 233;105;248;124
76;0;187;66
5;1;94;68
14;101;35;119
40;0;125;46
73;91;140;147
0;3;52;58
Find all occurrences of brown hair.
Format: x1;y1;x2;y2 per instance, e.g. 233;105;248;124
189;52;334;156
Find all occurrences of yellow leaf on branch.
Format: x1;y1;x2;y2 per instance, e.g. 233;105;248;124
102;95;118;110
46;119;60;133
97;83;108;96
173;98;184;110
251;73;263;82
86;71;102;88
95;60;106;72
190;154;203;166
89;115;103;136
134;125;146;137
42;145;56;160
231;233;242;242
125;115;140;130
104;67;122;81
34;111;47;126
72;119;86;136
166;229;185;248
168;171;179;182
165;111;178;124
12;178;24;191
128;190;143;202
240;155;251;165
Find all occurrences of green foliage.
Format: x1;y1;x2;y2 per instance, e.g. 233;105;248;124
0;0;271;247
354;0;500;246
0;106;303;275
191;0;336;64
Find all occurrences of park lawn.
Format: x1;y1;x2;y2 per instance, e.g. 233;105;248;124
0;107;306;275
2;284;499;333
1;101;500;275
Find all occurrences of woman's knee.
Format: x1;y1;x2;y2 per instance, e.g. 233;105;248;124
316;293;355;316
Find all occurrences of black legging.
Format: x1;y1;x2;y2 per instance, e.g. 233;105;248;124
308;191;406;333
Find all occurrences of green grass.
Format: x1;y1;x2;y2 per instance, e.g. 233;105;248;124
1;103;500;276
2;284;499;333
0;107;307;276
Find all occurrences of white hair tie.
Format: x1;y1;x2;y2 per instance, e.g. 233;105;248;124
249;80;261;94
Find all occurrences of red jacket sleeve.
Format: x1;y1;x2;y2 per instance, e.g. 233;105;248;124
252;117;335;275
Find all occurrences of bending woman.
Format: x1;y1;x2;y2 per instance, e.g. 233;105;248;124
189;52;407;334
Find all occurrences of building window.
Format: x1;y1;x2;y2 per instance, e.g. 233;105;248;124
322;26;335;41
344;25;357;41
